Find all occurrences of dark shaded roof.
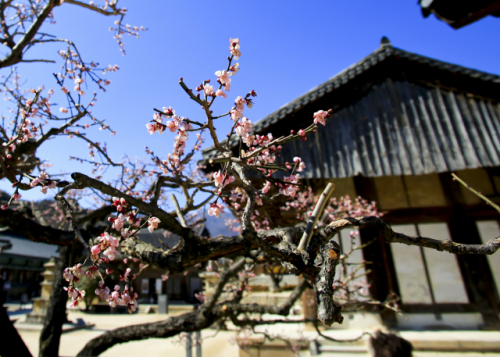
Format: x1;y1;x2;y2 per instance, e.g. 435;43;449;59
200;41;500;167
276;78;500;178
250;44;500;135
420;0;500;29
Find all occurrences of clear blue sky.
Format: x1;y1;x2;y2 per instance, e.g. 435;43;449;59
1;0;499;202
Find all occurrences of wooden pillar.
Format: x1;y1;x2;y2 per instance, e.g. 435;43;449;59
353;175;400;326
439;173;500;329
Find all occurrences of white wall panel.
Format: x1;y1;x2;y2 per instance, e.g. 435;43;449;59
418;223;469;303
390;224;432;304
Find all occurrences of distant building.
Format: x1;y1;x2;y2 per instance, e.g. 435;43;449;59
201;39;500;329
0;230;58;301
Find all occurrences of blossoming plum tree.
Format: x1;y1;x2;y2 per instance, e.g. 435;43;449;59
1;4;500;357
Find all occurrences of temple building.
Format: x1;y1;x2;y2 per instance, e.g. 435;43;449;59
201;38;500;330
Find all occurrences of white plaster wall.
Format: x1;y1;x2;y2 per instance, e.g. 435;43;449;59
476;220;500;294
390;224;432;304
418;223;469;303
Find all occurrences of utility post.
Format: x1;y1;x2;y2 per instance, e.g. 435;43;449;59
185;332;192;357
196;330;202;357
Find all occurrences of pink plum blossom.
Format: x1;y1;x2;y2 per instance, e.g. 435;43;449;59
95;281;110;300
65;287;85;308
313;110;328;126
148;217;161;233
279;174;301;198
86;266;99;279
112;197;127;211
215;89;226;98
166;120;179;132
262;181;271;194
203;84;215;96
208;202;225;218
213;171;235;188
146;123;155;135
229;38;241;59
215;70;231;85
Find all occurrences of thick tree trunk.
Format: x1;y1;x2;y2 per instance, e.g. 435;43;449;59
0;305;33;357
38;246;73;357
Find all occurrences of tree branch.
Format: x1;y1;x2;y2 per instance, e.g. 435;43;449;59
0;0;56;68
315;239;343;326
320;216;500;255
0;209;74;245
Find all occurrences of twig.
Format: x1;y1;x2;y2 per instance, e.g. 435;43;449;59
452;173;500;214
55;194;90;250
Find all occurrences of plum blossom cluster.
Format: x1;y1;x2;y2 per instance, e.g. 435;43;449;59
29;171;57;194
279;188;381;304
278;174;301;198
63;264;84;283
230;38;241;59
282;188;382;224
91;232;120;261
222;187;270;231
208;202;225;218
199;38;241;100
146;107;196;173
65;286;86;308
94;282;138;313
213;171;235;189
1;170;58;210
106;284;138;313
62;196;161;311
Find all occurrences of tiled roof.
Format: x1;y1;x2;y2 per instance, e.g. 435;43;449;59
200;42;500;165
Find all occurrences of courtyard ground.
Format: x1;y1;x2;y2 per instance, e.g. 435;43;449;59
7;303;500;357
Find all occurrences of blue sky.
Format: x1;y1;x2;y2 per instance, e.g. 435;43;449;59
1;0;499;203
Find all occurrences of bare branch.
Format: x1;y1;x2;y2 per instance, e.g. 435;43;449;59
0;209;74;245
321;216;500;255
65;0;122;16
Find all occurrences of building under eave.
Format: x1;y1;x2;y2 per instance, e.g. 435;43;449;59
419;0;500;29
201;38;500;330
